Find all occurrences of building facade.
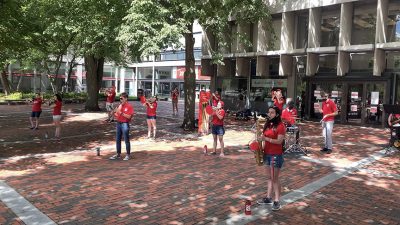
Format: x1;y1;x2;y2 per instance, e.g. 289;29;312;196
201;0;400;126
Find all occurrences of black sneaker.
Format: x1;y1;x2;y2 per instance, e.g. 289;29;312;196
326;149;332;154
272;201;281;211
320;147;328;152
257;197;273;205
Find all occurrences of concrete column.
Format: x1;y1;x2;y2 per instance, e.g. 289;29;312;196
339;2;353;47
134;67;138;96
279;55;293;76
306;53;319;76
76;64;83;92
308;7;321;48
256;20;269;52
337;51;350;76
236;58;250;77
287;73;295;102
373;48;385;76
202;29;215;56
231;24;237;53
237;22;250;53
256;56;269;77
120;67;125;93
376;0;389;43
281;12;295;51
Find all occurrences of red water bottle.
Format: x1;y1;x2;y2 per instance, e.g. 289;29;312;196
203;145;208;155
245;200;251;215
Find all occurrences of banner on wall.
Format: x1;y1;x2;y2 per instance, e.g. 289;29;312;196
251;79;287;88
176;66;210;80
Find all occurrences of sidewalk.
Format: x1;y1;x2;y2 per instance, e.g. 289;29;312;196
0;102;399;225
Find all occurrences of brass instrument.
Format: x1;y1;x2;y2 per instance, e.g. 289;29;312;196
254;116;267;166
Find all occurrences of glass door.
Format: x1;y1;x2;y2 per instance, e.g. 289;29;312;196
365;83;385;126
347;84;364;124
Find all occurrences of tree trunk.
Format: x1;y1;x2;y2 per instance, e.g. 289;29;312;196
0;64;12;95
65;55;76;92
84;55;104;111
182;23;196;131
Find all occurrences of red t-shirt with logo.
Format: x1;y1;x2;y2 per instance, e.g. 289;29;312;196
322;99;337;122
281;108;297;125
53;100;62;115
212;109;225;126
32;97;43;112
146;102;157;116
106;90;116;103
263;122;286;155
116;103;134;123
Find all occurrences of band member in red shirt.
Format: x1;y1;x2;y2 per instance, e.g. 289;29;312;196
52;94;63;140
388;101;400;141
319;91;338;154
171;87;179;116
212;89;221;107
257;106;286;211
210;101;225;156
109;92;134;161
281;101;299;141
105;86;116;122
272;89;285;111
143;96;158;139
29;93;43;130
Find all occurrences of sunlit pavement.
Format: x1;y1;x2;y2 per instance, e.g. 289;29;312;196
0;101;399;225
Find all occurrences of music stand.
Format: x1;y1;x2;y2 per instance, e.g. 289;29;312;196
383;104;400;154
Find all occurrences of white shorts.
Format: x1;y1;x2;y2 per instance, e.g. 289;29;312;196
53;115;62;121
106;102;115;111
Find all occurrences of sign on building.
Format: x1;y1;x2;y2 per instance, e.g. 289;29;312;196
251;79;287;88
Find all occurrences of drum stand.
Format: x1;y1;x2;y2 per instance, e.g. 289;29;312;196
285;129;307;155
384;127;400;154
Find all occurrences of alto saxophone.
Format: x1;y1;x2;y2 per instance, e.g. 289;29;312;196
254;116;267;166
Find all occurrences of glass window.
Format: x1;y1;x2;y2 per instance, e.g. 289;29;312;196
387;4;400;43
296;12;308;49
386;52;400;70
271;17;282;50
103;65;114;78
269;57;279;76
351;1;377;45
156;67;172;79
216;77;248;111
137;67;153;79
350;53;374;73
321;6;340;47
318;54;337;73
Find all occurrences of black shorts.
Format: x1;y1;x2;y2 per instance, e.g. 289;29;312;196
31;111;42;118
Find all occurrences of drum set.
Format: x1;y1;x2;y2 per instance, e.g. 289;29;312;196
284;123;308;155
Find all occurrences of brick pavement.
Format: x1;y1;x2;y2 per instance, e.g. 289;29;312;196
0;101;399;225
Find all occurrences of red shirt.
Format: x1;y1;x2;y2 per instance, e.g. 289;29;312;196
322;99;337;122
273;98;285;111
281;108;297;125
171;90;179;100
212;109;225;126
106;90;116;103
116;102;134;123
263;122;286;155
146;102;157;116
53;100;62;115
212;94;221;106
32;97;43;112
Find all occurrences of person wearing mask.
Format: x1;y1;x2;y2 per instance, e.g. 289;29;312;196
257;106;286;211
109;92;134;160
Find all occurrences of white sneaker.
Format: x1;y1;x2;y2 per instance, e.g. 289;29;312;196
109;154;121;160
123;155;131;161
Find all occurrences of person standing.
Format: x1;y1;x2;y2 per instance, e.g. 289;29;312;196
281;101;299;141
105;86;116;122
171;87;179;116
257;106;286;211
143;96;158;139
29;93;43;130
319;92;338;154
272;89;285;111
388;101;400;141
110;92;134;160
210;101;226;156
52;94;63;140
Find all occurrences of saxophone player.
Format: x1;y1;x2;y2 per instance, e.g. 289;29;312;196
256;106;286;211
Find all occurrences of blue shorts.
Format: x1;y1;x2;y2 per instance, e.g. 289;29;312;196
31;111;42;118
264;154;284;168
147;115;156;119
212;125;225;136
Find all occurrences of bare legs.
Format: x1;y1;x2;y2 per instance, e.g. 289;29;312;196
29;117;39;129
212;134;224;156
54;120;61;139
172;101;178;116
265;166;281;202
146;119;156;138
